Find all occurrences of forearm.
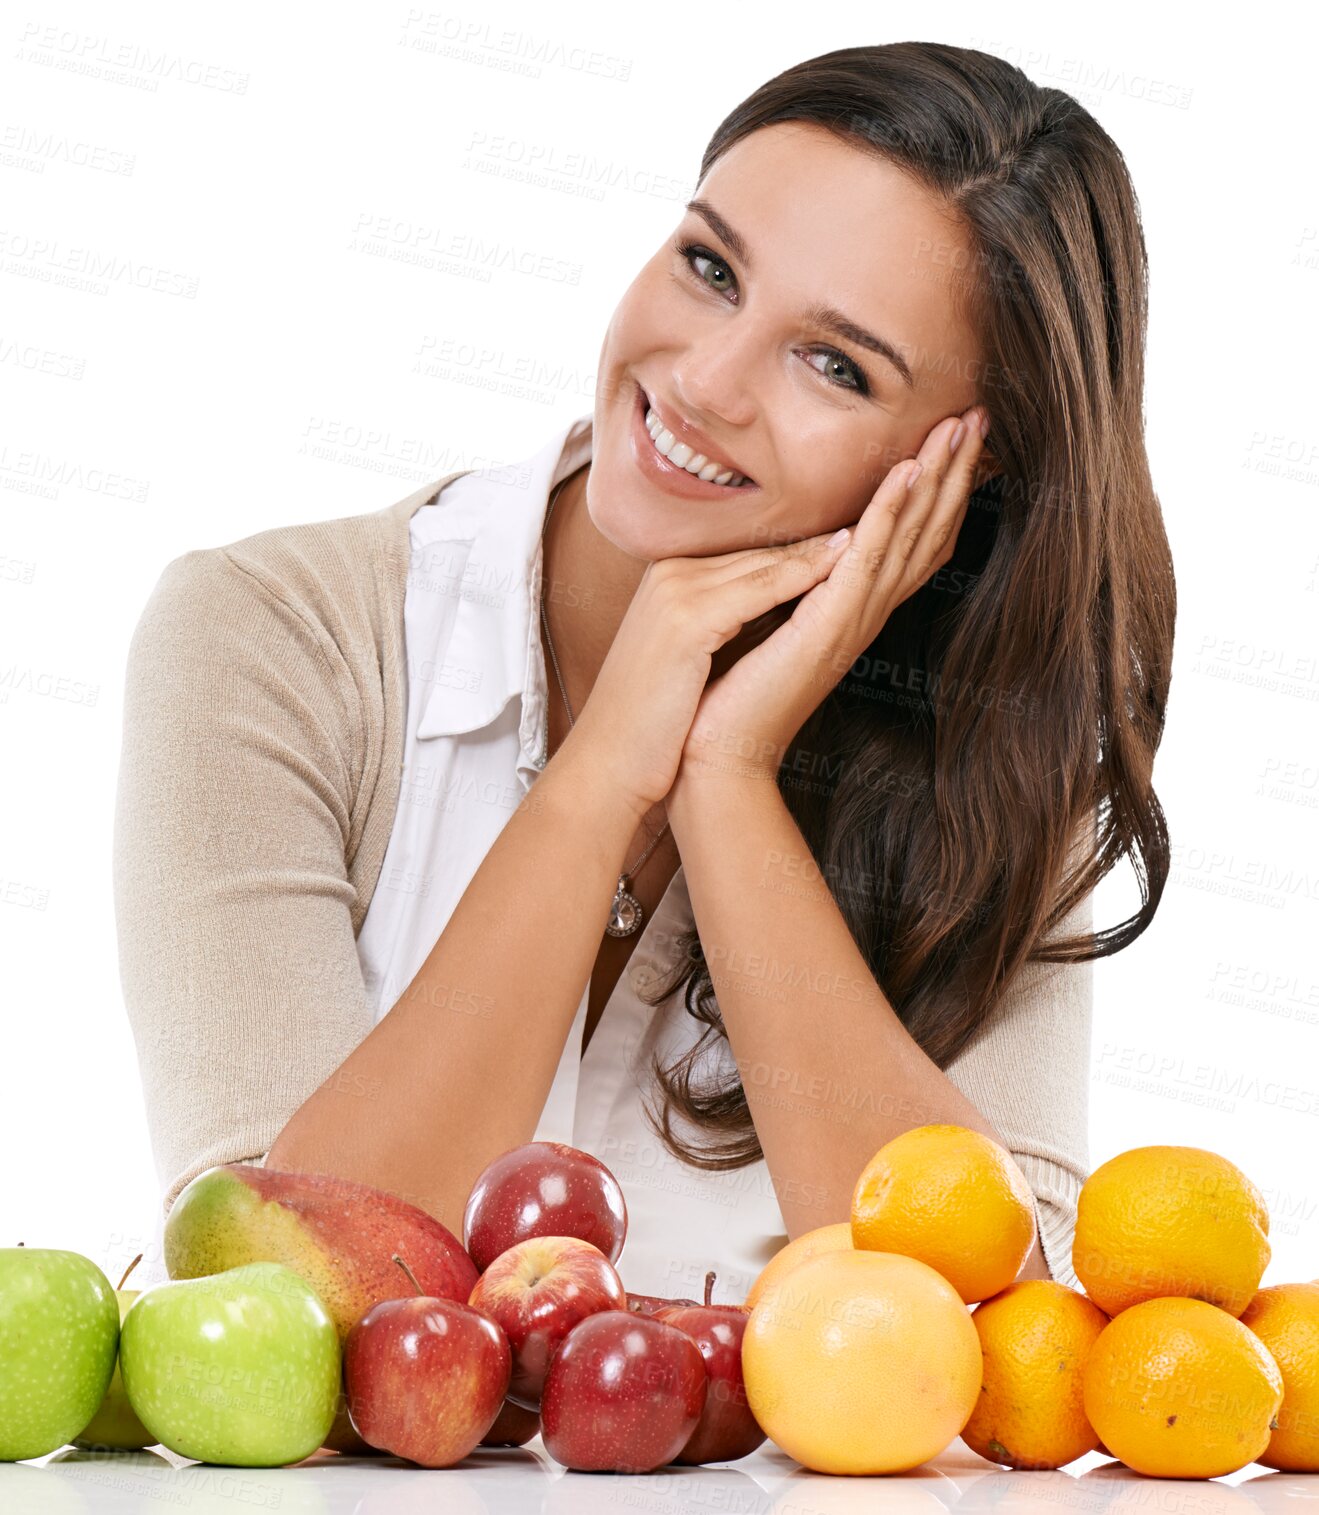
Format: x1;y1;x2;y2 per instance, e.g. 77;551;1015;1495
267;724;641;1237
665;769;1030;1245
1017;1233;1051;1281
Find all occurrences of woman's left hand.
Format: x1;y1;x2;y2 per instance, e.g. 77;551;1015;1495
677;404;992;787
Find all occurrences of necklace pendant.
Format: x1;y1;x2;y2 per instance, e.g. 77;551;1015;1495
606;876;643;938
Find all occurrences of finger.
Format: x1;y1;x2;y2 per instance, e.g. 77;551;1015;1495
716;525;851;583
722;529;851;624
937;407;988;516
870;411;978;591
829;453;925;595
903;408;985;585
898;413;973;535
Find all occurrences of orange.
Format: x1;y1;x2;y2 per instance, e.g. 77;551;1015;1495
1073;1145;1271;1317
962;1280;1111;1469
1239;1281;1319;1470
741;1247;982;1474
745;1222;853;1312
850;1124;1036;1303
1082;1295;1283;1478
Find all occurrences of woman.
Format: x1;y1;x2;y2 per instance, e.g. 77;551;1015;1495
115;42;1172;1302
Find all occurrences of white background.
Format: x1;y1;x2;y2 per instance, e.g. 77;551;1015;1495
3;1;1316;1296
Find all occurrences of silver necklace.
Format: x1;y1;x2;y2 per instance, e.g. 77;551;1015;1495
538;470;668;939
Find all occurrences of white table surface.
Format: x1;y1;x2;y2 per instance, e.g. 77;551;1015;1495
4;1436;1308;1512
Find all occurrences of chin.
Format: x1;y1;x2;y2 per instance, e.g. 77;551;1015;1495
581;467;704;563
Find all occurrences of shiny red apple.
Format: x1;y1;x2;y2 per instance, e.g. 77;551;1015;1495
468;1234;627;1410
463;1141;627;1271
655;1269;765;1464
480;1396;540;1447
539;1309;708;1473
345;1255;511;1467
626;1289;699;1317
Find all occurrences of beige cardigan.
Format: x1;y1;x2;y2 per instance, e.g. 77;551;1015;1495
113;472;1096;1286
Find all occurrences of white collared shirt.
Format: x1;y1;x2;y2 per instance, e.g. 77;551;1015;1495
354;412;793;1304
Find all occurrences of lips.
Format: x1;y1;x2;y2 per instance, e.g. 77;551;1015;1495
638;384;756;486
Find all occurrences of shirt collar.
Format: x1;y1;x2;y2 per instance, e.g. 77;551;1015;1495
415;411;594;787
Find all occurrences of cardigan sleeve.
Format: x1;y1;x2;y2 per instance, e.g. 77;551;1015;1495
942;850;1096;1291
113;546;376;1220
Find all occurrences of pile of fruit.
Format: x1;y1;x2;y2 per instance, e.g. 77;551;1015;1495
2;1126;1316;1480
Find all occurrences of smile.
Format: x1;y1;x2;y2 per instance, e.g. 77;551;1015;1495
643;406;753;487
627;380;761;500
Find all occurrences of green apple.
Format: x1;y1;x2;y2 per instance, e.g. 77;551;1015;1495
0;1246;119;1461
119;1261;339;1466
71;1255;156;1451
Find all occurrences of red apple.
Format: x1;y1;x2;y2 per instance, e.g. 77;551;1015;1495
345;1255;511;1467
626;1289;698;1317
655;1270;765;1464
468;1235;626;1409
539;1309;707;1473
464;1141;627;1271
480;1396;540;1447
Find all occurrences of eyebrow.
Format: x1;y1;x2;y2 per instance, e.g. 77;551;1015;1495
685;197;917;391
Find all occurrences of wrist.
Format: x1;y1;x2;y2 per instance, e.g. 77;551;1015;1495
671;748;779;813
550;717;653;828
667;757;782;854
677;732;782;790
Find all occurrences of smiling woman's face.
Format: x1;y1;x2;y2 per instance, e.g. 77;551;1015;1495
585;120;995;560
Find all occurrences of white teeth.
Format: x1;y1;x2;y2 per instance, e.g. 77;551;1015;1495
644;404;749;486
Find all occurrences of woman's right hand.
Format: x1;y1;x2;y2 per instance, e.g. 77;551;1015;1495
566;528;851;816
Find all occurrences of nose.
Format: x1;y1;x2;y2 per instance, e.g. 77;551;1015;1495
669;329;757;430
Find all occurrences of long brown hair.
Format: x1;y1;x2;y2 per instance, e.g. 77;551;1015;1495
638;41;1174;1169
